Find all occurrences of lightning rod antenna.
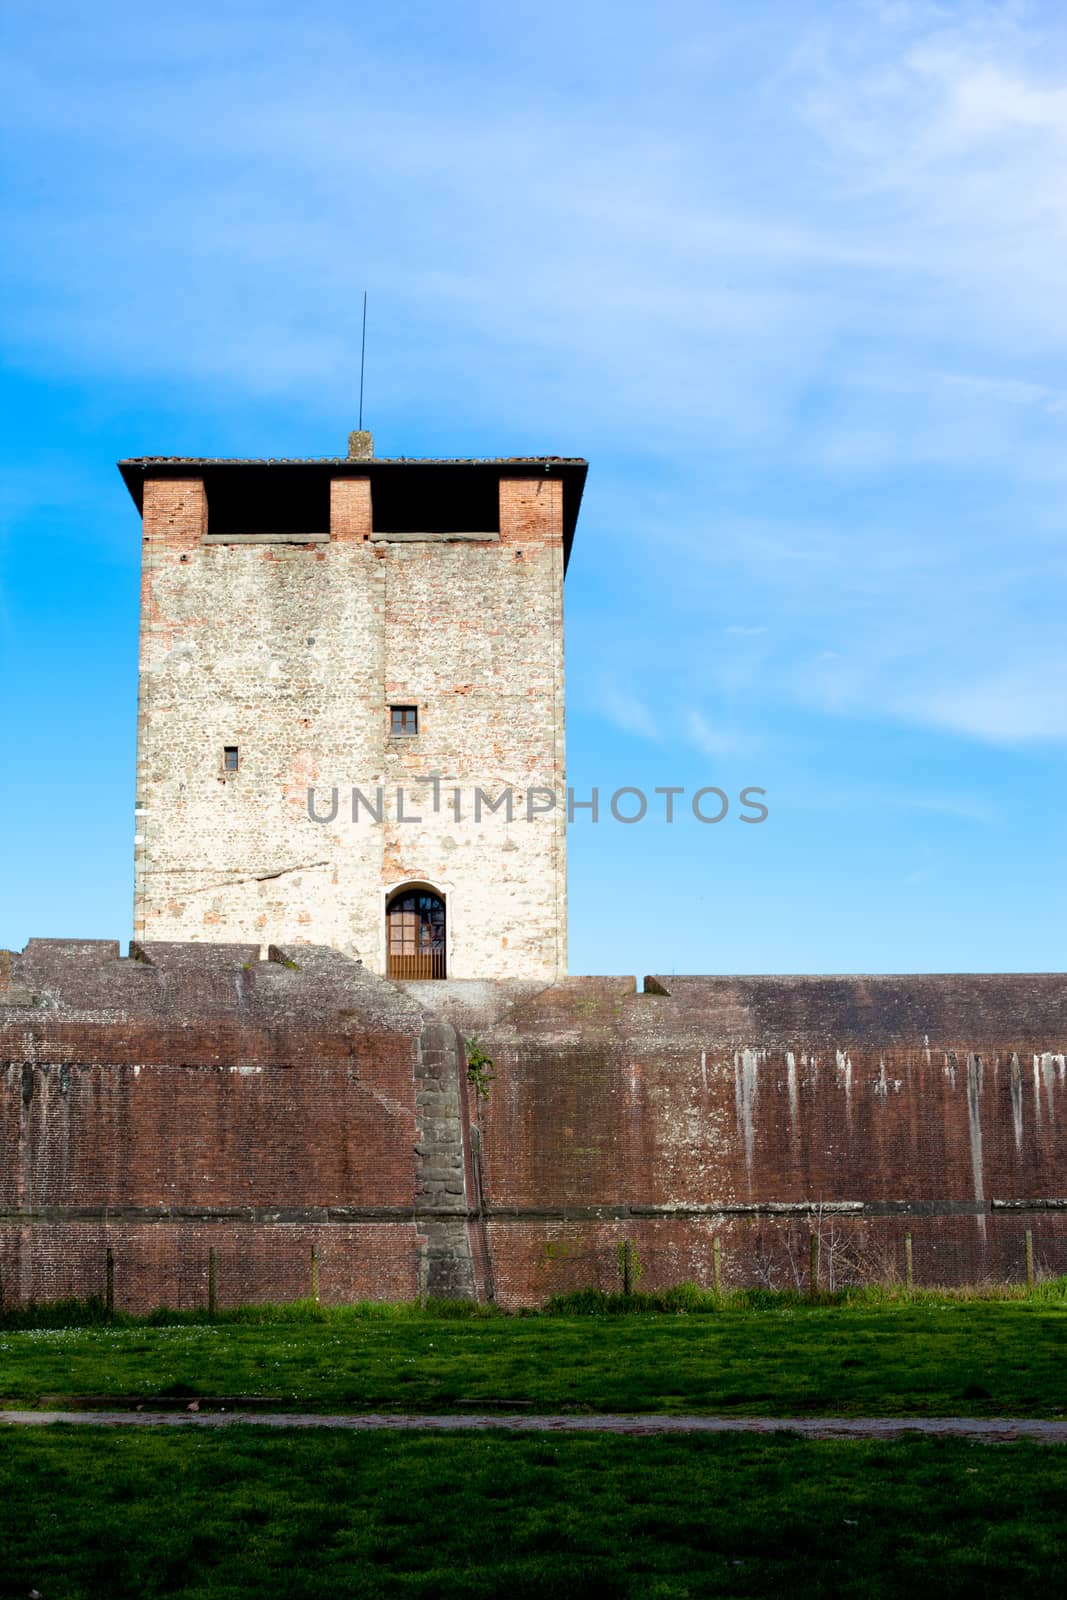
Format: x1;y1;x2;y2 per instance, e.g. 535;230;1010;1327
358;291;368;432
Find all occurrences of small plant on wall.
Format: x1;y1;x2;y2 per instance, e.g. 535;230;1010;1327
465;1035;496;1099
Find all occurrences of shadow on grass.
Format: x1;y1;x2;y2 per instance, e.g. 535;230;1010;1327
2;1427;1066;1599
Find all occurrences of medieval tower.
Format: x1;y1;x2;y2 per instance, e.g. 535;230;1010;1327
123;435;587;981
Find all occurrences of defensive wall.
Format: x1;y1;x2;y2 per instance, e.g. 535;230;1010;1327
2;939;1065;1309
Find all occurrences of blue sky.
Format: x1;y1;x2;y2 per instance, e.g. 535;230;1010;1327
2;0;1066;976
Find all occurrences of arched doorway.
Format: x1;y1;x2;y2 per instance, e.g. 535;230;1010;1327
386;887;447;979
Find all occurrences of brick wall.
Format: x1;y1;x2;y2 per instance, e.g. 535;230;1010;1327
2;944;1065;1309
0;941;428;1309
411;972;1067;1303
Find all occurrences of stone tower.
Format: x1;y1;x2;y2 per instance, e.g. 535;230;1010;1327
122;438;586;981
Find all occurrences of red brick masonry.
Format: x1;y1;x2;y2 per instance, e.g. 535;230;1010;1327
2;943;1065;1308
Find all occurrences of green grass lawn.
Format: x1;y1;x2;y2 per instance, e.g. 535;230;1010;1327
1;1426;1065;1599
2;1300;1066;1416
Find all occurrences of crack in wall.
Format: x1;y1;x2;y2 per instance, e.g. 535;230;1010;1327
140;862;330;896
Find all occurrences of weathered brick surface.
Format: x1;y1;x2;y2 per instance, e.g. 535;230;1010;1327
132;467;567;980
426;973;1067;1302
0;1222;417;1310
0;942;427;1310
2;951;1065;1308
486;1214;1067;1306
329;477;372;542
455;974;1067;1208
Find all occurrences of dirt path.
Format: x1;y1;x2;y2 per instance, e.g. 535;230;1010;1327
2;1410;1066;1441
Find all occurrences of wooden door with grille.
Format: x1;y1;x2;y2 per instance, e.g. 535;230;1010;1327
386;888;447;980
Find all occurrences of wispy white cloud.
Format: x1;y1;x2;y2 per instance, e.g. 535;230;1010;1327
2;0;1063;466
902;666;1067;743
591;684;755;760
596;683;661;742
685;709;753;759
791;774;999;824
5;0;1067;751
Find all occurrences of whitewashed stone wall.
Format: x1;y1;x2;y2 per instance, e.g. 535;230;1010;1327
133;472;568;980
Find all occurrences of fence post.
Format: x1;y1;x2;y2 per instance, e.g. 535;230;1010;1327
310;1243;320;1304
712;1236;722;1296
904;1233;913;1290
105;1247;115;1318
208;1247;217;1315
622;1241;633;1297
1025;1230;1035;1291
809;1232;819;1299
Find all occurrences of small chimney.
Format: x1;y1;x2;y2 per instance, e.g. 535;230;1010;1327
347;430;374;460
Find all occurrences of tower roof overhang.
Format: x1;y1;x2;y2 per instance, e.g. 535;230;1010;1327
118;456;588;570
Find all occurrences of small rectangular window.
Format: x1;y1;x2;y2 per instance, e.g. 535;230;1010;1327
224;746;240;772
390;705;419;736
